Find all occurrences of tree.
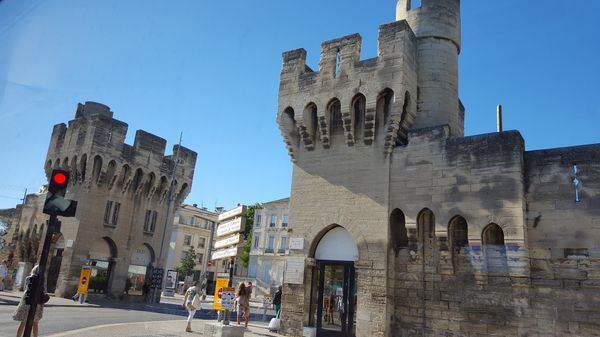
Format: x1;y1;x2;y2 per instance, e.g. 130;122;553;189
176;246;197;279
239;203;262;268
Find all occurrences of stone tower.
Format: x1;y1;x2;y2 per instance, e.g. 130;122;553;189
44;102;196;299
276;1;600;337
396;0;463;136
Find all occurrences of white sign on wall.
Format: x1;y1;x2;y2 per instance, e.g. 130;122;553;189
218;205;245;221
216;217;245;237
214;234;241;249
289;237;304;250
285;256;305;285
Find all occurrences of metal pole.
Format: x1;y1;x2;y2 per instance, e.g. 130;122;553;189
23;215;58;337
201;219;216;297
153;133;183;304
497;104;503;132
223;258;235;325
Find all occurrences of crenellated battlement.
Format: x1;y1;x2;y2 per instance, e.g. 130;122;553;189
277;0;463;162
278;20;418;161
44;102;196;204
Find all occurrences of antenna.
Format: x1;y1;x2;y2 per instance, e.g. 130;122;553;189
497;104;503;132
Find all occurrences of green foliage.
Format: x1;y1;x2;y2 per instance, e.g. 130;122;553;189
239;203;262;268
176;246;197;277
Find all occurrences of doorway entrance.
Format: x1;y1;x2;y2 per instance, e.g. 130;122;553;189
311;226;359;337
316;261;356;337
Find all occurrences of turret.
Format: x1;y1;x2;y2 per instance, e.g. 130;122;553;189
396;0;463;136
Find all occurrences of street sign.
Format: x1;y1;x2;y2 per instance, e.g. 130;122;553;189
216;217;245;237
214;234;241;249
220;288;236;310
218;205;245;221
211;246;242;261
77;267;92;295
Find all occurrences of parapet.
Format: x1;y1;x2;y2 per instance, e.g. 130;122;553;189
45;102;197;196
278;20;418;160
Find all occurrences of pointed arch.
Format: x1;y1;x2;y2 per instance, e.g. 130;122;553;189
376;88;394;131
351;93;366;144
417;208;435;239
106;160;117;189
132;168;144;193
63;157;69;170
145;172;156;196
119;164;131;187
303;102;318;147
79;154;88;182
45;160;53;177
389;208;408;257
280;106;300;150
482;223;507;274
327;98;343;137
54;158;61;169
70;156;78;184
92;155;103;184
448;216;469;273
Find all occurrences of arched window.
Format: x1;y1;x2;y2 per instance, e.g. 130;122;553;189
352;94;366;143
482;223;507;274
328;99;343;136
79;154;87;182
132;168;144;192
376;88;394;131
448;216;469;273
390;209;408;257
303;103;318;145
92;155;103;184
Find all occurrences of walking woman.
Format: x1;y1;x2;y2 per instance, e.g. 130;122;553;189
13;265;48;337
236;282;250;327
182;281;200;333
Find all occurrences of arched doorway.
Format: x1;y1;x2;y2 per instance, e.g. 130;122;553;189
311;226;358;337
88;237;117;294
127;244;155;296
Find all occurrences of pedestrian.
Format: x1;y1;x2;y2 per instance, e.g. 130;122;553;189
182;281;200;332
0;260;8;291
247;281;253;299
142;282;151;302
236;282;250;328
13;265;49;337
272;285;282;317
124;278;132;295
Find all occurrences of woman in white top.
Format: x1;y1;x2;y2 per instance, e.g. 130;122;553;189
182;281;201;332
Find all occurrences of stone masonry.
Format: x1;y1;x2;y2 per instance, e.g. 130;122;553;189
276;1;600;337
40;101;196;299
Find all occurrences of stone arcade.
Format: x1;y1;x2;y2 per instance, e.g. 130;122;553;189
276;1;600;336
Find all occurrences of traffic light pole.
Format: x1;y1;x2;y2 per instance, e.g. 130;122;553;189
23;214;60;337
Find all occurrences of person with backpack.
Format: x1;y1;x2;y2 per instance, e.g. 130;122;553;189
182;281;201;332
13;265;49;337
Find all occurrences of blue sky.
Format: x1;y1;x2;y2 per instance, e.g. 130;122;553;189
0;0;599;210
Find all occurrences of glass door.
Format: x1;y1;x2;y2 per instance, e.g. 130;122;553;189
316;261;356;337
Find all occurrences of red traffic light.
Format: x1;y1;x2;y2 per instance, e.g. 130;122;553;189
53;172;67;185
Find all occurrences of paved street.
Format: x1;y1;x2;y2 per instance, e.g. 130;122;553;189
0;291;276;337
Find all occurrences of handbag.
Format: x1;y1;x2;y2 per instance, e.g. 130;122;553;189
40;291;50;304
191;292;202;310
268;310;281;331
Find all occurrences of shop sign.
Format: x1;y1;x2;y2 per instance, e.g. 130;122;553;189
77;266;92;294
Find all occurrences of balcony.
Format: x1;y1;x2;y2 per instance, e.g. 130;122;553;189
277;249;286;254
265;248;274;254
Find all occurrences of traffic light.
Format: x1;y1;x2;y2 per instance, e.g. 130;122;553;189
43;169;77;217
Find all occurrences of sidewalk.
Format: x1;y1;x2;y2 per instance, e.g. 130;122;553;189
45;319;281;337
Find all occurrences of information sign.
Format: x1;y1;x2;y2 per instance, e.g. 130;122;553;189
214;234;241;249
213;273;230;310
216;217;245;237
77;266;92;295
221;287;236;310
150;268;164;289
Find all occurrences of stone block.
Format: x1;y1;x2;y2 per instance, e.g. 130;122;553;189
204;323;245;337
